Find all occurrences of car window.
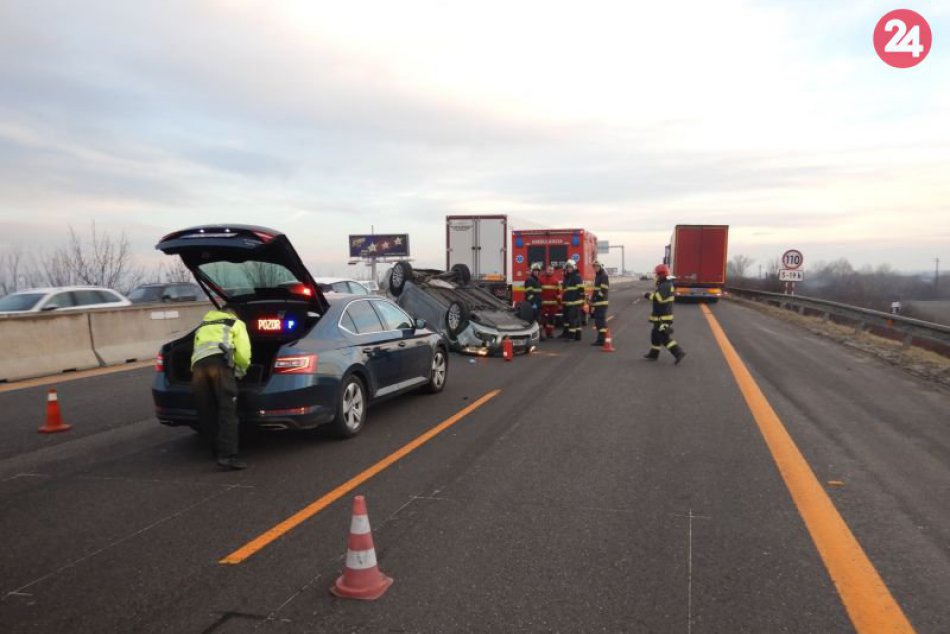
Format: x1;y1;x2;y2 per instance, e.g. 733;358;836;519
175;284;199;300
43;292;76;309
347;281;369;295
331;282;350;294
345;300;384;334
98;290;123;303
0;293;45;311
73;290;107;305
129;286;162;302
372;300;414;331
340;311;358;333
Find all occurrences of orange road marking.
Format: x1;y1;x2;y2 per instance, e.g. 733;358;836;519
0;361;153;393
701;304;914;634
220;389;502;564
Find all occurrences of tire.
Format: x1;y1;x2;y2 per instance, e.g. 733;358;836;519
329;374;366;438
445;300;470;337
388;261;413;297
424;347;448;393
450;263;472;286
516;300;536;322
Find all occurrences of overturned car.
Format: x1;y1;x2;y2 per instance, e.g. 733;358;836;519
383;261;540;355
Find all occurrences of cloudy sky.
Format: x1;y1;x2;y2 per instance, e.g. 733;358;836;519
0;0;947;278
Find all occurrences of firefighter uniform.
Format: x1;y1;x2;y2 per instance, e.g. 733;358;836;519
644;266;686;364
590;262;609;346
561;262;584;341
539;265;562;339
191;307;252;469
523;264;544;337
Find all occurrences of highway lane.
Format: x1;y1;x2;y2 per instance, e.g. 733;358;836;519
0;282;947;632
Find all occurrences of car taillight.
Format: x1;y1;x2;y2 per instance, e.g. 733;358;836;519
273;354;318;374
155;353;164;372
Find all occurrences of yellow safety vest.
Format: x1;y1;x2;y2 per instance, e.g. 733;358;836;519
191;310;252;377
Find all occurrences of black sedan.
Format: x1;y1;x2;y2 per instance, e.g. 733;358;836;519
151;225;449;438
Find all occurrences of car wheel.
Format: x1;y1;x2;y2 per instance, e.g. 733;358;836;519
330;374;366;438
388;261;413;297
516;300;536;322
424;348;448;393
445;301;470;337
450;263;472;286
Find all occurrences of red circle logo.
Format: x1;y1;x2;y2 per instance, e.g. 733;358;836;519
874;9;932;68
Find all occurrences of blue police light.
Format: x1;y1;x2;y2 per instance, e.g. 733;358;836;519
514;233;524;248
571;233;580;247
286;319;296;331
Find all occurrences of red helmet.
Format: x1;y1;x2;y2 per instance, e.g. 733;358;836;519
654;263;670;277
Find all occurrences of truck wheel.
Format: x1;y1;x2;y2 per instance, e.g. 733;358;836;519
388;261;413;297
446;301;470;337
451;263;472;286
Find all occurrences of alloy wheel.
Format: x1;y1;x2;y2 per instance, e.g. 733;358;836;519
342;381;364;432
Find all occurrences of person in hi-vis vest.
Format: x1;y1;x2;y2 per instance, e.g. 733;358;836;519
191;305;252;470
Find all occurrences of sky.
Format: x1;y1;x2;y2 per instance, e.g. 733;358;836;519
0;0;948;279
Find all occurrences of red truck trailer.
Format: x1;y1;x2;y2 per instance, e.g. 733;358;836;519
664;225;729;301
511;228;598;305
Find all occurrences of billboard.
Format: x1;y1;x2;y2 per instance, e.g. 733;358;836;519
349;234;410;258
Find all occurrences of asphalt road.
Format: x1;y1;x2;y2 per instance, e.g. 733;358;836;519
0;282;947;633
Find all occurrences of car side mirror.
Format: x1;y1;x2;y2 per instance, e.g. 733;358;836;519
162;294;173;302
414;318;427;330
41;305;58;311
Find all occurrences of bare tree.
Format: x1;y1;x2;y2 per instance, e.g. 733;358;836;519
0;247;38;294
38;222;145;293
162;258;192;283
727;254;755;279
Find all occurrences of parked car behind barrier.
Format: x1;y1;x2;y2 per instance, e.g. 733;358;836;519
128;282;203;304
0;286;131;314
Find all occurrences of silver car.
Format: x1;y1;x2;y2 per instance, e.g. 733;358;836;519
383;261;539;356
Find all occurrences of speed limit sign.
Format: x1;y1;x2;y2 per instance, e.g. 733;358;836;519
782;249;804;270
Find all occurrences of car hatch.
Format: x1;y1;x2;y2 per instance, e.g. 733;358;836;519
156;225;330;314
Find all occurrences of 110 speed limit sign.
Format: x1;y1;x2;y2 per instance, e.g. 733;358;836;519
782;249;804;270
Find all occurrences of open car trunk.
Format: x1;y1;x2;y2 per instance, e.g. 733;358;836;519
164;300;320;387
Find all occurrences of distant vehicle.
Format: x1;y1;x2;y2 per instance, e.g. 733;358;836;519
127;282;203;304
446;215;509;300
383;260;539;356
359;280;381;294
152;225;448;438
0;286;131;314
510;227;599;325
313;277;372;296
665;225;729;301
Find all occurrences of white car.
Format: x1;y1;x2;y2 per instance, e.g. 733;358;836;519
0;286;132;314
312;277;372;296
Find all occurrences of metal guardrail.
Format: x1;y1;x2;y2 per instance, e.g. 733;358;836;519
726;286;950;354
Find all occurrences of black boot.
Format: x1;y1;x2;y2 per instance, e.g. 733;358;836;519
574;331;582;342
591;338;605;346
643;350;659;360
673;349;686;365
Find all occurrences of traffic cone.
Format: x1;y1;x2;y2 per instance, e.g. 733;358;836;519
503;338;514;361
38;388;72;434
331;495;393;600
602;329;615;352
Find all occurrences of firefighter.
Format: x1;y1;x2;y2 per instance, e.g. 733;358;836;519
191;305;252;469
561;259;584;341
524;262;543;336
643;264;686;364
539;262;561;340
590;260;609;346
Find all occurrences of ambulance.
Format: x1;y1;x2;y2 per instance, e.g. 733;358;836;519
510;228;599;309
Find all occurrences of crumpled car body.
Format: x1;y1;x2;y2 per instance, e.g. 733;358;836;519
382;262;540;355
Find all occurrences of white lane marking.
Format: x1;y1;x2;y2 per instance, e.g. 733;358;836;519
1;483;246;601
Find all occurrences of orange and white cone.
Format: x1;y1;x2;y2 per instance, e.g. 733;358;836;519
331;495;393;600
38;388;72;434
602;329;615;352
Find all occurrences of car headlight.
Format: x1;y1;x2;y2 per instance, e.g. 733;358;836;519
473;329;496;343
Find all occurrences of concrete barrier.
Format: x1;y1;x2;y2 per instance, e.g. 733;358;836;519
0;302;212;383
89;302;211;365
0;312;100;382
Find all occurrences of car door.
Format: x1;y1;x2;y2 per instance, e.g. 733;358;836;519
341;299;404;396
371;298;431;383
